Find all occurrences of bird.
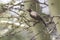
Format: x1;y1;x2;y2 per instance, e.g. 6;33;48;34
27;9;47;27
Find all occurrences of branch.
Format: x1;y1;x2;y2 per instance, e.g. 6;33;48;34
8;2;24;9
40;2;48;6
9;9;20;16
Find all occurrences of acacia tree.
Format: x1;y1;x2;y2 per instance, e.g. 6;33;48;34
0;0;51;40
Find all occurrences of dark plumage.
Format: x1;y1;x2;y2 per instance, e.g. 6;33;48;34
27;9;47;26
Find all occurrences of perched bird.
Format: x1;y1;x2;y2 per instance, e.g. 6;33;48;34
27;9;47;27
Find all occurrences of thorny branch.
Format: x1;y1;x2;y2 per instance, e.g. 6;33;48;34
9;9;20;15
30;29;46;40
47;16;60;25
31;32;40;40
8;1;24;9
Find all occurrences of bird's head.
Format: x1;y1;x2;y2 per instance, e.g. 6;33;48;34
27;9;32;12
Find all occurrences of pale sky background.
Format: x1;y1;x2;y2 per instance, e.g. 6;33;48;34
0;0;49;15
